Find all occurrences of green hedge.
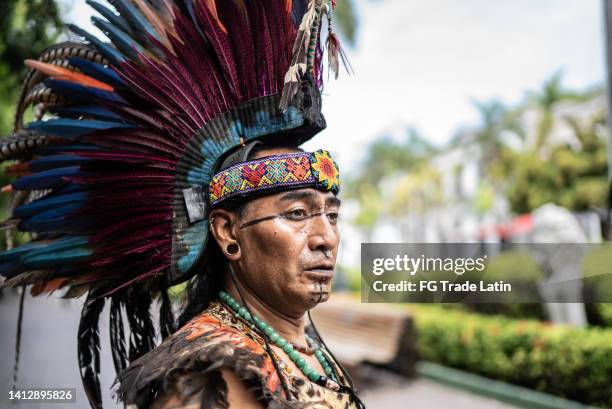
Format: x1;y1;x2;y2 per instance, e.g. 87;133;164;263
464;249;546;319
599;304;612;327
445;247;612;325
412;305;612;408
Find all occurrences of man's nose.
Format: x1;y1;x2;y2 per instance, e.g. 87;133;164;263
307;213;339;251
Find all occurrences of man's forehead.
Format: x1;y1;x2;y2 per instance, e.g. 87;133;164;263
276;189;340;205
244;188;340;215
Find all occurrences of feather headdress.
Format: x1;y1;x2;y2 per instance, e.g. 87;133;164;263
0;1;347;407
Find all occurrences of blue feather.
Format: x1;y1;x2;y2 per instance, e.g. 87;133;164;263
86;0;133;35
34;144;104;155
68;24;125;65
44;79;126;104
0;242;47;262
19;215;94;234
14;191;88;218
49;105;129;124
67;57;124;87
28;155;93;172
12;166;84;190
292;0;307;25
22;247;93;269
92;16;143;60
18;203;84;232
24;203;82;222
21;236;90;258
106;0;160;41
27;118;126;138
0;260;24;278
52;183;94;195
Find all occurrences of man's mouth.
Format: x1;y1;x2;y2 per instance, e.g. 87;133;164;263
303;264;335;281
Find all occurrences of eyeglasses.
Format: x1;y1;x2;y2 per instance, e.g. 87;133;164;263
239;208;341;230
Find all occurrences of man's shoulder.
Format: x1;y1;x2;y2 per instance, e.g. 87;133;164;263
115;303;277;408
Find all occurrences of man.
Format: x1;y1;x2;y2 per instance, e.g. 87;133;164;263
119;144;363;408
0;0;361;408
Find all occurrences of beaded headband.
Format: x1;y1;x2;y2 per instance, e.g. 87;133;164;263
211;149;340;204
183;150;340;223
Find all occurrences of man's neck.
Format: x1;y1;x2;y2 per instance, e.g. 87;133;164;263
225;280;307;345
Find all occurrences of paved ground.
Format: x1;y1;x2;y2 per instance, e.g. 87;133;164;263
0;289;120;408
359;370;520;409
1;290;520;408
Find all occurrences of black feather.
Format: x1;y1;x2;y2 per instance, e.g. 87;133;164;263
125;286;156;362
199;370;228;409
78;290;106;409
159;289;176;340
109;296;129;374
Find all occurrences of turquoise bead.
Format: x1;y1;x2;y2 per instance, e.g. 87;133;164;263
302;364;313;376
296;357;306;368
218;291;331;385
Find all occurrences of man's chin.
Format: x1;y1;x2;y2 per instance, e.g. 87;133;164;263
306;284;331;307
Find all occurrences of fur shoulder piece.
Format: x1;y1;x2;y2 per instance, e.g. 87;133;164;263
114;302;297;409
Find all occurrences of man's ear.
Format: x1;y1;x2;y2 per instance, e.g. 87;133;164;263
209;209;241;260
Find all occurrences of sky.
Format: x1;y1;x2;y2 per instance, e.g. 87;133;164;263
60;0;606;171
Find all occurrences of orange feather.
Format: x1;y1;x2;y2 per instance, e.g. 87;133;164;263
203;0;228;34
31;277;68;296
24;60;114;92
130;0;174;52
6;162;30;177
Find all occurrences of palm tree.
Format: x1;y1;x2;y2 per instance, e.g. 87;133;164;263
472;99;524;164
333;0;358;45
347;128;437;238
530;72;585;153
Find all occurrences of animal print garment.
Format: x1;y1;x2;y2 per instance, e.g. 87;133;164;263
116;301;364;408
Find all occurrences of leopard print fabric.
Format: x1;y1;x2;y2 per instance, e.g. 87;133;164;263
116;301;364;408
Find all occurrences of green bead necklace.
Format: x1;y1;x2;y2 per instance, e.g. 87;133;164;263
219;291;338;386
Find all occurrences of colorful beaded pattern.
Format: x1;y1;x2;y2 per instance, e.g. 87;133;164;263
309;150;340;193
209;150;340;206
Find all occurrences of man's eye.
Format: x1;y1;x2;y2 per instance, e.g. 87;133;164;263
284;209;309;221
327;212;340;224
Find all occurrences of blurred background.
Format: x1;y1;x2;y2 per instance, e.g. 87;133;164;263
1;0;611;408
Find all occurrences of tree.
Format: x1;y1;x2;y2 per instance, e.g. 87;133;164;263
529;72;588;154
346;128;435;194
0;0;63;136
0;0;63;251
473;100;525;162
501;108;608;214
333;0;358;46
346;128;437;235
388;163;443;216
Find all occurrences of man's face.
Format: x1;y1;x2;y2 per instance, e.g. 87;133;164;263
233;149;341;317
